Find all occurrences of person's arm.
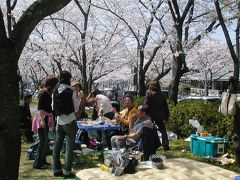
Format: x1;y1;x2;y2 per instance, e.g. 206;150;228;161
144;91;150;105
117;109;130;125
72;91;81;119
75;95;86;119
162;95;170;121
39;110;47;128
38;93;47;128
125;131;141;141
128;108;138;129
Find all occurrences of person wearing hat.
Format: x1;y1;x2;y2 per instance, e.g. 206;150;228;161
52;71;80;178
71;80;88;119
71;80;84;100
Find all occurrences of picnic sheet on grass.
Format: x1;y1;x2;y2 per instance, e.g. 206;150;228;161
76;158;239;180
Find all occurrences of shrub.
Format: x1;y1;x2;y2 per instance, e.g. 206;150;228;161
167;100;233;139
134;96;145;108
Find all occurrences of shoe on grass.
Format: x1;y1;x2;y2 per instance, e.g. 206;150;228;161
54;171;64;177
64;172;75;179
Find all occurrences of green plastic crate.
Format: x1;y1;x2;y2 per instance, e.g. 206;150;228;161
190;134;229;157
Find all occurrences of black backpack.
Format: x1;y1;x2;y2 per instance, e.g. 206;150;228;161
53;87;74;116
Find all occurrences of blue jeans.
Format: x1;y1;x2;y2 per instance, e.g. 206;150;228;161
53;121;77;175
33;118;49;168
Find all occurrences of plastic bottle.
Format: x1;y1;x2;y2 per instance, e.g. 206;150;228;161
99;103;104;124
98;164;109;171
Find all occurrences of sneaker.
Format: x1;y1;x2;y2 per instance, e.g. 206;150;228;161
64;172;75;178
54;171;64;177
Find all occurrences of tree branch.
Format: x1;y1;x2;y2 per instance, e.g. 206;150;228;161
0;7;7;43
11;0;18;10
215;0;238;64
45;17;82;35
11;0;71;59
181;0;194;23
91;1;140;46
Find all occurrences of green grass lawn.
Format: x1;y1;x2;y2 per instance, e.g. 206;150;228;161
19;139;240;179
19;139;102;179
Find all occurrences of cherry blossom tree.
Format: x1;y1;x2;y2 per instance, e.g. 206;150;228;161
214;0;239;92
186;42;233;95
20;0;128;93
92;0;171;96
0;1;72;178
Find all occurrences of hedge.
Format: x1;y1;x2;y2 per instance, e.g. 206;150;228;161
167;100;233;139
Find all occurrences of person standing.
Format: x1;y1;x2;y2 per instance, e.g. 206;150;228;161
144;80;170;150
228;76;240;165
86;89;114;149
32;76;58;169
52;71;80;178
71;80;88;119
20;93;34;143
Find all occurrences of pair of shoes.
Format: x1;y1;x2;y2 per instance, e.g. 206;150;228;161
54;171;64;177
33;165;47;169
64;172;75;178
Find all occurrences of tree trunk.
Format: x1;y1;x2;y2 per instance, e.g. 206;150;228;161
215;0;239;92
0;1;72;179
169;55;183;104
205;83;209;96
0;42;21;179
138;50;146;96
138;68;146;96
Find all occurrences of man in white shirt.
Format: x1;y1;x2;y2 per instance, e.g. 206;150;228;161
87;90;114;149
52;71;80;178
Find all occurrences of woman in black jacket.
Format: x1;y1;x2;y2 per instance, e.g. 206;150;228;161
144;80;170;150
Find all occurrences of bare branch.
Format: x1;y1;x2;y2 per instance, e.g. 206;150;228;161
44;17;82;35
91;1;140;46
11;0;18;10
11;0;71;59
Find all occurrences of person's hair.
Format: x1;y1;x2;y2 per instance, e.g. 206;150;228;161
105;91;113;100
138;105;149;115
124;94;134;102
91;89;101;97
71;80;82;90
24;93;32;101
44;76;59;89
60;71;72;85
148;80;161;91
111;101;120;112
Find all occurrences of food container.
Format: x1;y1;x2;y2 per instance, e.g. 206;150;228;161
149;154;165;169
190;134;229;157
200;132;210;136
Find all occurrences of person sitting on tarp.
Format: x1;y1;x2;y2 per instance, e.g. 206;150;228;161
112;95;138;135
111;105;153;149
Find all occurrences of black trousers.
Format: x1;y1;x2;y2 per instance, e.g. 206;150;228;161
155;120;169;150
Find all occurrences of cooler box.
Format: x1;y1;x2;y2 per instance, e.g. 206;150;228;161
190;134;229;157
